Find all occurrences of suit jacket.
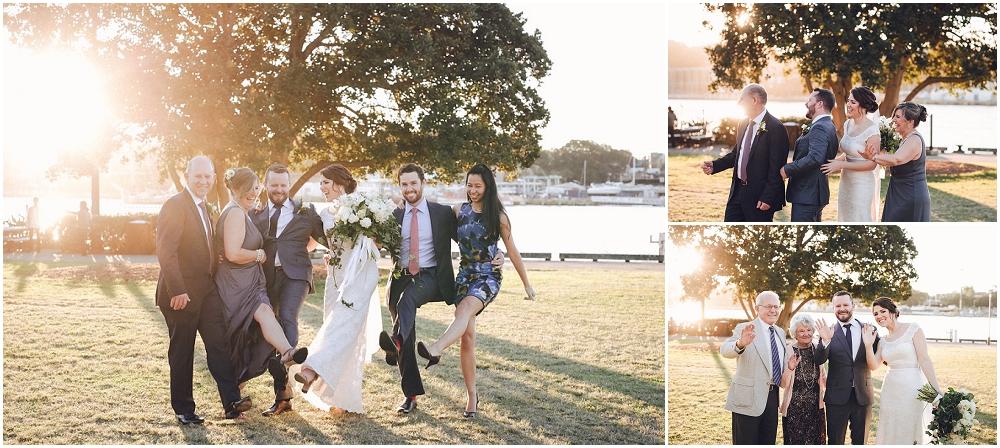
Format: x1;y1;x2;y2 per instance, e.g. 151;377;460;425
814;318;880;406
386;199;457;305
251;199;325;293
155;188;216;313
711;112;789;212
784;116;839;206
721;318;787;417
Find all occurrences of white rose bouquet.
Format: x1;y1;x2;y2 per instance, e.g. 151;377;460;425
325;189;401;269
918;383;979;444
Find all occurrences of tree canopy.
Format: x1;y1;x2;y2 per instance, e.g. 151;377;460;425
527;140;634;185
705;3;997;129
669;225;918;329
3;3;551;199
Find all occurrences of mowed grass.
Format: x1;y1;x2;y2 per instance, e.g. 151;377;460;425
667;339;997;445
668;153;997;222
3;260;664;444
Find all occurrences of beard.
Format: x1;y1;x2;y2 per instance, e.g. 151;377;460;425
836;310;853;323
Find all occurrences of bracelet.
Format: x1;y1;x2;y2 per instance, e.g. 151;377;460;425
255;249;264;263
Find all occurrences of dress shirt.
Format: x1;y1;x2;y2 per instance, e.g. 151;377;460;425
401;198;436;269
269;200;293;267
738;109;769;180
186;187;212;239
841;318;861;360
812;113;832;123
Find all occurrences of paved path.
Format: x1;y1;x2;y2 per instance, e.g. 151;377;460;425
4;250;664;272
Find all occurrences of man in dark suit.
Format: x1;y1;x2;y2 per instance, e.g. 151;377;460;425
781;88;840;222
378;163;458;414
155;156;251;424
702;84;789;222
252;164;325;416
815;291;879;445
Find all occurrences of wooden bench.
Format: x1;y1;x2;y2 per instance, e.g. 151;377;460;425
968;147;997;154
925;337;952;343
3;226;31;252
959;338;996;344
559;253;664;263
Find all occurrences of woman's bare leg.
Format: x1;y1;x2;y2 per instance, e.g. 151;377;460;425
426;296;483;357
254;304;292;354
459;315;478;412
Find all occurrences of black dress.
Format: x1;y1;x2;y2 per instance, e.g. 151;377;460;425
881;133;931;222
782;344;826;445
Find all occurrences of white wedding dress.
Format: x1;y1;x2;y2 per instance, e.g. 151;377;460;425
287;206;383;413
875;322;932;445
837;118;881;222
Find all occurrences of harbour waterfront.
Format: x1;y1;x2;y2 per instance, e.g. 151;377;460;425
3;197;665;256
669;99;998;151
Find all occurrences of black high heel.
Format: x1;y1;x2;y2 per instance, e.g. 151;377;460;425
281;347;308;366
464;395;480;418
416;341;440;368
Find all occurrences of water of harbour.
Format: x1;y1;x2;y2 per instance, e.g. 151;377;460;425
3;197;666;256
671;307;998;342
669;99;998;150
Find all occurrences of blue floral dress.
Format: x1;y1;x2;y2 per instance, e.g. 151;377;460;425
455;203;502;313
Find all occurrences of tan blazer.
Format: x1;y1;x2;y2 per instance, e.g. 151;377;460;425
779;342;827;417
721;318;787;417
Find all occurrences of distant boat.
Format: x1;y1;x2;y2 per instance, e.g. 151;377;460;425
587;182;664;206
587;182;623;196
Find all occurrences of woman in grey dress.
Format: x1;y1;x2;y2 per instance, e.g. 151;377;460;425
861;102;931;222
215;168;307;406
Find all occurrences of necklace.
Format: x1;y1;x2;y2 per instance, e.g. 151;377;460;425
471;203;483;213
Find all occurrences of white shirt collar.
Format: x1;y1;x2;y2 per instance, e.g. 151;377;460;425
270;200;288;211
186;186;205;205
812;113;832;123
405;198;429;215
751;109;767;125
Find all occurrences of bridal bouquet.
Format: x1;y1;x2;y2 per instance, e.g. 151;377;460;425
917;383;979;444
323;189;401;269
879;116;902;153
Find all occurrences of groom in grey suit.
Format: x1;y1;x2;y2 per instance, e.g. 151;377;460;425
781;88;840;222
721;291;787;445
815;291;880;445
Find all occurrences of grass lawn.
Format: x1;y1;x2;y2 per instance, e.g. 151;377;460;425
3;260;664;444
668;153;998;222
667;339;997;445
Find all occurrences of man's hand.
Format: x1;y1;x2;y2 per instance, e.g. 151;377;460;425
701;161;714;175
737;323;756;349
780;166;788;180
756;201;771;211
170;294;191;311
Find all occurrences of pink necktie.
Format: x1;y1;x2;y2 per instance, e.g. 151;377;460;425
739;120;755;180
408;208;419;275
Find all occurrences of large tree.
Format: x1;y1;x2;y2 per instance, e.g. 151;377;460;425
705;3;996;130
3;3;551;200
669;225;918;329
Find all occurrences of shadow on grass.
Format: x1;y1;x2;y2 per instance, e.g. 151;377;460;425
928;185;997;222
711;350;733;384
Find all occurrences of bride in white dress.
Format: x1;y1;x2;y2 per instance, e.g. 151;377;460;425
861;297;941;445
288;164;382;415
820;86;881;222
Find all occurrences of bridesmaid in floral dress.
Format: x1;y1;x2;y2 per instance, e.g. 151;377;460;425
417;163;536;418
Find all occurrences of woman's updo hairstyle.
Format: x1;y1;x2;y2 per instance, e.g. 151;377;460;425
224;167;260;199
320;164;357;194
850;86;879;114
871;297;900;318
893;102;928;127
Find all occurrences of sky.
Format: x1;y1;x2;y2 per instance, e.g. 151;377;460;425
666;3;723;48
668;224;999;298
2;3;666;169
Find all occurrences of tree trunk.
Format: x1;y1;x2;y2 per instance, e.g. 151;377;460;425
168;166;184;193
880;57;909;118
824;75;852;138
91;169;100;217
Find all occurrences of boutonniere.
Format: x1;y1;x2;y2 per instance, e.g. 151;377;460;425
801;123;812;135
296;198;310;215
756;121;768;134
205;201;218;215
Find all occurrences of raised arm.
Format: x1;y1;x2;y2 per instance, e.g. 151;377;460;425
866;133;921;167
861;323;882;371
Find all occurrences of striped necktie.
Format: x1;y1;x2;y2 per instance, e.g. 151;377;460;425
769;326;782;386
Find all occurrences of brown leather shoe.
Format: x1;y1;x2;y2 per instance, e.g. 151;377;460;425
261;400;292;417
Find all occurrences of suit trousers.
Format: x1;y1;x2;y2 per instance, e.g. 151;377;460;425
725;182;776;222
826;388;872;445
732;385;779;445
387;268;440;398
160;287;241;415
791;203;825;222
267;266;310;401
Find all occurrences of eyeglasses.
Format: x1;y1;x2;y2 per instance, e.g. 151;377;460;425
757;305;781;311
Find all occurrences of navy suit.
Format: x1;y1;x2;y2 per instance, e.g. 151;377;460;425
710;111;789;222
815;318;880;445
784;115;839;222
251;198;324;402
155;188;241;415
385;199;457;397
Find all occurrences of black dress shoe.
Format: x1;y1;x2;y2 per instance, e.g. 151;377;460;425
176;413;204;425
416;341;440;368
396;397;417;414
224;397;253;419
262;400;292;417
379;331;398;366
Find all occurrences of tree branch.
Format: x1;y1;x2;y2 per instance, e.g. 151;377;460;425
905;76;972;102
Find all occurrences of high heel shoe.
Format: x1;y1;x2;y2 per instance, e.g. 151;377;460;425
464;395;479;418
295;368;317;394
281;347;308;366
416;341;440;368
